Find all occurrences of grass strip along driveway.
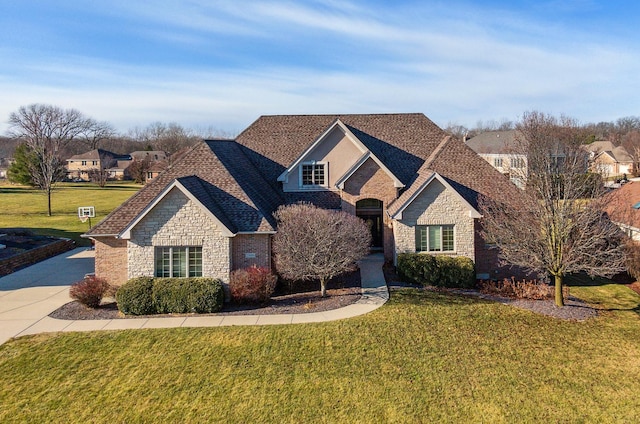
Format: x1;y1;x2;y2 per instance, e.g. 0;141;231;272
1;285;639;423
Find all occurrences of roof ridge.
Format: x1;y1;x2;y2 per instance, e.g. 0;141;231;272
422;135;451;169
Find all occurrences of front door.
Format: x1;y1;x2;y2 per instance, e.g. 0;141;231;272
356;199;383;250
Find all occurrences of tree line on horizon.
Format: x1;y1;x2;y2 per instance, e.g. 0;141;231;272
0;105;235;161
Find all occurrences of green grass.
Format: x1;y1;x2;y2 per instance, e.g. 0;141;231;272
0;181;141;245
1;286;639;423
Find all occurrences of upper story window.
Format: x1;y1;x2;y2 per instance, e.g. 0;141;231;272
92;161;98;166
494;158;503;167
301;162;326;187
81;161;87;166
510;157;525;169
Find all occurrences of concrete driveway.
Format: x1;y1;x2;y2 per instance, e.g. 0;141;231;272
0;250;389;346
0;248;94;345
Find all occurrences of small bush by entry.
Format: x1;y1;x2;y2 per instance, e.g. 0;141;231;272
116;277;224;315
229;266;277;304
397;253;475;288
70;275;112;308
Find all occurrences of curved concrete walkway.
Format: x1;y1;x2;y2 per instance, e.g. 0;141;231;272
0;249;388;345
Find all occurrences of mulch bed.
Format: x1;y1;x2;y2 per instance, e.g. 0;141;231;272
385;265;599;321
52;264;606;322
50;270;362;320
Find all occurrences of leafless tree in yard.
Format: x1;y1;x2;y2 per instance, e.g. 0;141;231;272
272;203;371;297
80;119;115;150
7;104;111;216
479;111;626;307
128;157;152;184
87;167;110;187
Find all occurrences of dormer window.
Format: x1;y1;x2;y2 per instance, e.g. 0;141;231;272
301;162;326;187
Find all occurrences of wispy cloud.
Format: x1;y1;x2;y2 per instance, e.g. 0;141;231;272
1;1;639;134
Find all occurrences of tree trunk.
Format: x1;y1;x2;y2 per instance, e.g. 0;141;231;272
320;278;327;297
554;274;564;307
47;190;52;217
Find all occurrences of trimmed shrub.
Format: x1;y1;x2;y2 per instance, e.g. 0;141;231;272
116;277;224;315
116;277;155;315
478;277;569;300
187;278;225;313
69;275;111;308
229;266;277;304
397;253;475;288
153;277;224;314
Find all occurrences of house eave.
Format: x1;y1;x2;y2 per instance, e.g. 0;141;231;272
119;179;236;239
390;172;482;220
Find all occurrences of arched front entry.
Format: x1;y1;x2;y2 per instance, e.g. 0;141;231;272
356;199;383;250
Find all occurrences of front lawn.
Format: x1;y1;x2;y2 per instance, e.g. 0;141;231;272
0;181;141;245
1;285;639;423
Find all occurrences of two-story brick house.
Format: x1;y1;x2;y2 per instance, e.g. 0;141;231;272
85;114;522;287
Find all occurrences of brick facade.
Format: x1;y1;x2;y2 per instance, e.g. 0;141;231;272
231;234;271;270
127;187;231;283
94;237;128;286
340;158;399;262
393;179;476;264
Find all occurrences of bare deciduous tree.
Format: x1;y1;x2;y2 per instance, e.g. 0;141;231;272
479;111;626;307
272;203;371;297
81;119;115;150
128;122;200;154
87;167;110;188
7;104;110;215
127;157;152;184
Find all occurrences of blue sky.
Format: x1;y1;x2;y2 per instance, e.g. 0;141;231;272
1;1;639;135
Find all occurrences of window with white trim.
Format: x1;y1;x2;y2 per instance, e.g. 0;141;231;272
416;225;455;252
494;158;503;167
155;246;203;277
301;162;326;186
510;157;525;169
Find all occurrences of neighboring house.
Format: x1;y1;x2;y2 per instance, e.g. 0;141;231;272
143;149;190;184
465;130;527;188
0;158;14;179
85;114;523;289
605;181;640;242
130;150;168;162
66;149;132;181
584;141;634;177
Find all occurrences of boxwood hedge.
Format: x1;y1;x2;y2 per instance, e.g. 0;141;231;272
397;253;475;288
116;277;224;315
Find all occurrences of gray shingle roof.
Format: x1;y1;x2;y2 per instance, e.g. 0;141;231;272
87;113;520;237
465;130;520;154
87;140;279;236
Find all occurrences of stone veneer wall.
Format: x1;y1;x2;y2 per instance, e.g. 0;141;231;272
231;234;271;270
94;237;128;286
393;180;475;263
127;188;231;283
341;157;398;262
